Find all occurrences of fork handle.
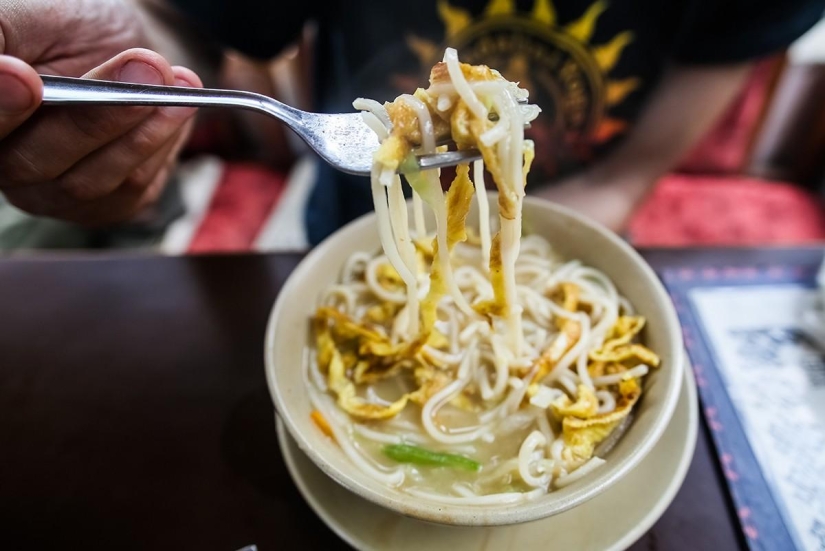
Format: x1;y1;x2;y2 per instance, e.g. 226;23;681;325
39;75;304;126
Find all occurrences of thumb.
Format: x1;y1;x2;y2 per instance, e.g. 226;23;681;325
0;55;41;140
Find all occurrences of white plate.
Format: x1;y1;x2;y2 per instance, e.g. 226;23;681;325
277;364;697;551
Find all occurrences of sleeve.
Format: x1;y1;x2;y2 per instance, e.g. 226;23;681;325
168;0;316;59
671;0;824;64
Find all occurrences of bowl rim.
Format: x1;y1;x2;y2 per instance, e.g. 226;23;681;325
265;195;684;526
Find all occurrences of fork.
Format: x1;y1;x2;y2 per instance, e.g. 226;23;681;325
40;75;530;177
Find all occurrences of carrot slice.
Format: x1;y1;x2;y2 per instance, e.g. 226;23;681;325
311;410;335;440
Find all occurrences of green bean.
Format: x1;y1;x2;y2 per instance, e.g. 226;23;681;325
382;444;481;472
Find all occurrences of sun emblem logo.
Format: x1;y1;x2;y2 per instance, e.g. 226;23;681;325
405;0;640;177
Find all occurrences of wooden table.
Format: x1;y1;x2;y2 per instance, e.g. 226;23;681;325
6;249;813;550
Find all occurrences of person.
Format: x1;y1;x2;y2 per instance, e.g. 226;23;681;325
0;0;822;247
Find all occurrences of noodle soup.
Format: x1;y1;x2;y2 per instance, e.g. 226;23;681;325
304;49;661;506
308;232;659;504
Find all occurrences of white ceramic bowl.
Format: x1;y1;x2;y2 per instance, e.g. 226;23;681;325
265;196;684;526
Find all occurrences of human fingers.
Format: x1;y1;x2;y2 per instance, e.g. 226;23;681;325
56;66;202;201
60;68;202;225
0;55;41;140
0;48;174;191
3;103;196;225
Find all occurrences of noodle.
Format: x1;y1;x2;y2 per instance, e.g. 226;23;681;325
518;430;551;488
474;160;491;270
305;49;662;505
592;364;649;386
555;457;607;488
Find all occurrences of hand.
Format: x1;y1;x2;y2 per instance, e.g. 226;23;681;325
533;64;753;235
0;0;203;226
535;176;641;234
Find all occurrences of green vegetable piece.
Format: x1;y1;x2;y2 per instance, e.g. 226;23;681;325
382;444;481;472
399;152;419;176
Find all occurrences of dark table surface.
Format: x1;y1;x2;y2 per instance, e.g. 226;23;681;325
2;247;819;550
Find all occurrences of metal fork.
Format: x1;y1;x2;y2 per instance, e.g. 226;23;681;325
40;75;530;176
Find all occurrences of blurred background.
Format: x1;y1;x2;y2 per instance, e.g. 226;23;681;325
1;15;824;254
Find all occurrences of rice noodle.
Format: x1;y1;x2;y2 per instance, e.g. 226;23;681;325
360;112;389;139
443;48;487;120
421;347;492;444
370;171;416;286
412;193;426;238
596;390;617;414
518;430;550;488
364;255;407;304
534;407;555;447
387;175;420;336
353;97;391;129
555;457;606;488
592;364;649;386
474;160;491;269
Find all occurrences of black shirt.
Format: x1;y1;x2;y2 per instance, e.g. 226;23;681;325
170;0;824;243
